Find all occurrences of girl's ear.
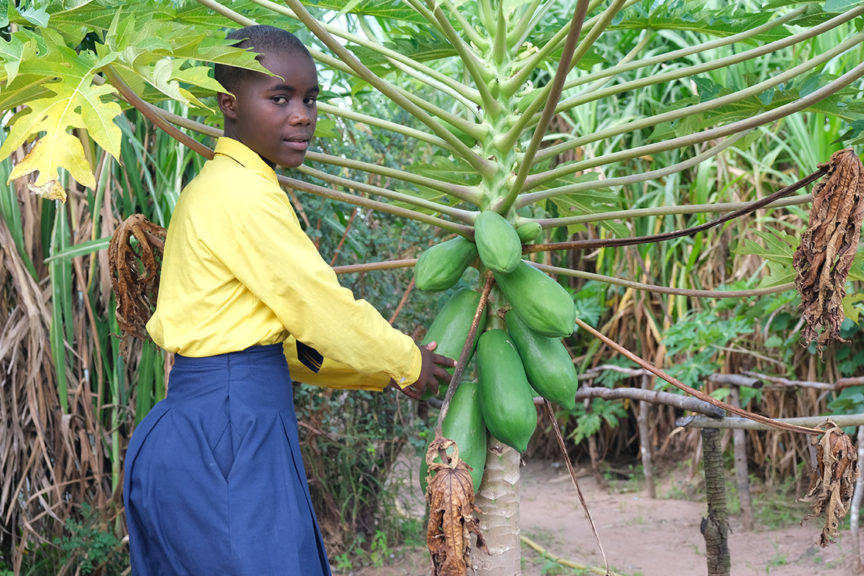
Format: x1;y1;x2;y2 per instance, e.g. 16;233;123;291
218;92;238;120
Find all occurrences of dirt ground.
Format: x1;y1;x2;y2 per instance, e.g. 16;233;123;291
336;458;858;576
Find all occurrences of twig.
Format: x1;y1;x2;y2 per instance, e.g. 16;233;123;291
543;400;611;576
520;535;618;576
434;272;495;435
574;317;821;435
524;165;829;253
333;258;416;275
741;370;864;391
329;208;358;266
388;277;415;325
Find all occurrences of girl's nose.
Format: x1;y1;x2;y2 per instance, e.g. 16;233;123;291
288;102;312;125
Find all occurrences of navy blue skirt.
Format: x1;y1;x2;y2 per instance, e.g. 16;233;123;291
123;344;331;575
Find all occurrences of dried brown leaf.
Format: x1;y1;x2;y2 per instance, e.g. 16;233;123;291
793;149;864;348
425;435;485;576
801;422;858;546
108;214;166;355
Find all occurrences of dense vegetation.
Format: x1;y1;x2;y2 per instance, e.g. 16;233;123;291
0;1;862;573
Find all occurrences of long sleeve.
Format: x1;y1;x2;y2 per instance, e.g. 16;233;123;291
283;338;391;391
147;138;422;387
215;183;421;385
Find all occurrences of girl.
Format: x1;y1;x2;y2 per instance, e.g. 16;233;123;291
124;25;452;575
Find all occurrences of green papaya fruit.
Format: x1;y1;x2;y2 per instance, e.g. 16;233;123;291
474;211;522;274
506;311;578;410
516;221;542;243
477;329;537;452
414;236;477;292
419;381;487;494
421;289;487;363
494;261;575;338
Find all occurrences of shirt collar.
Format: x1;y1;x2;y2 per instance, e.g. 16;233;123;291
213;137;279;184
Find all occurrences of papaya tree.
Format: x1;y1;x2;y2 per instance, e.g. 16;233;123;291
1;0;863;573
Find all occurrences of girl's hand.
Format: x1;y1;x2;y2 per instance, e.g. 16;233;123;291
391;342;454;399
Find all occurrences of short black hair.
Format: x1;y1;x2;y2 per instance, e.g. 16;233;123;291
214;25;311;93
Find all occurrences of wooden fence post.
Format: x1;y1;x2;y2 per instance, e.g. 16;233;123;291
701;428;731;576
637;374;656;498
728;386;753;531
851;425;864;573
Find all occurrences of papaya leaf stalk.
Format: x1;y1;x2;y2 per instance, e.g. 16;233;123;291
526;59;864;190
523;162;829;252
530;31;864;171
282;0;497;177
497;0;590;214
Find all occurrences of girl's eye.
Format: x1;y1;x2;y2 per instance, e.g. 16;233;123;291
272;96;288;104
304;97;317;106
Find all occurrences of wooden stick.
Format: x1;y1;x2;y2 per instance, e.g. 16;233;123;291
677;414;864;431
574;317;820;435
573;386;724;419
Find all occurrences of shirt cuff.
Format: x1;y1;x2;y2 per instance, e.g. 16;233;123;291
394;345;423;389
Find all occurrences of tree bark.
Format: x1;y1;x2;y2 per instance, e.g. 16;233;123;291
473;436;521;576
701;428;731;576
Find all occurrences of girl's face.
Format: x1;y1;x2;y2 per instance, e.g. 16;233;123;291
220;49;319;168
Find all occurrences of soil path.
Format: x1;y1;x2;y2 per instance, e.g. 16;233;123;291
342;459;856;576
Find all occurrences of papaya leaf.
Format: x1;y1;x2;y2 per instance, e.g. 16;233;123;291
12;1;51;28
0;35;37;84
825;0;860;12
847;251;864;282
0;38;121;190
349;35;458;72
842;293;864;324
612;2;790;43
739;228;801;287
409;157;483;187
306;0;426;24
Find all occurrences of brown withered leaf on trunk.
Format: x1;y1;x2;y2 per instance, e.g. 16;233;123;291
801;423;858;547
792;149;864;348
425;435;485;576
108;214;167;355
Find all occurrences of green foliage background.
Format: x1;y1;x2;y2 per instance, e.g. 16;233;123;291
0;1;863;573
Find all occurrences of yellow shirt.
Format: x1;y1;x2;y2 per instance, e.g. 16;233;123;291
146;137;422;389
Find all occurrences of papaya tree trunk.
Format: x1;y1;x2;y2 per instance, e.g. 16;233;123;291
473;436;521;575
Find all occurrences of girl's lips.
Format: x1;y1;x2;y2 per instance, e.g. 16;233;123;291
283;139;309;151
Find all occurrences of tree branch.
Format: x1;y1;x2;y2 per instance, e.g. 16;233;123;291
573;316;820;435
574;386;725;419
303;151;480;204
333;258;417;275
523;163;828;252
435;272;495;435
531;194;811;229
678;414;864;431
531;262;793;298
554;7;807;97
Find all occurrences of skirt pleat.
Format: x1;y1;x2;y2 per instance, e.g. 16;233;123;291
124;344;331;575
